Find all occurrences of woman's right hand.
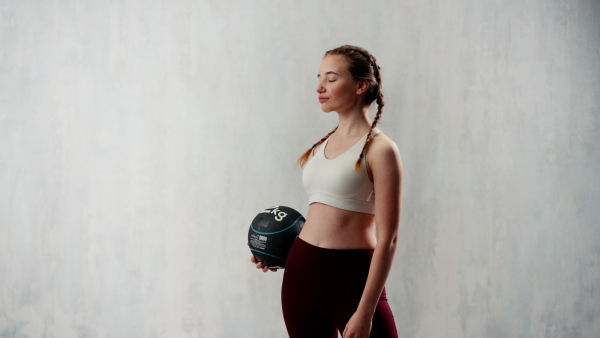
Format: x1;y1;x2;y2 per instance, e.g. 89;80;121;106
247;243;278;272
250;255;278;272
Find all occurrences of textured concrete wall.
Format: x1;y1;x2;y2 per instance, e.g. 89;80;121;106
1;0;599;337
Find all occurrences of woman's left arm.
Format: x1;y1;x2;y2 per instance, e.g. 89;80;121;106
343;135;403;338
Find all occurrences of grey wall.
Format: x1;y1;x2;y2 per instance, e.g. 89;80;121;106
1;0;599;337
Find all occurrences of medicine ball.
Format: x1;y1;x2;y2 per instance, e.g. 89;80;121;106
248;205;305;269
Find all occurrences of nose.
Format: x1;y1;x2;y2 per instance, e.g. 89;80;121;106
316;82;324;93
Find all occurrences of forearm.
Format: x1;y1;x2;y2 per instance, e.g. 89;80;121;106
355;237;397;316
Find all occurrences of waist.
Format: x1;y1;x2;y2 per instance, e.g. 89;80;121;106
299;202;377;249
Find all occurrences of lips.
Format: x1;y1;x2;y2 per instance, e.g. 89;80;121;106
318;97;328;103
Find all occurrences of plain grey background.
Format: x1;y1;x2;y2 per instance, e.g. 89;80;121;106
1;0;599;337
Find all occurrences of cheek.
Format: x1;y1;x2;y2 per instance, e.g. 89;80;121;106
332;84;354;101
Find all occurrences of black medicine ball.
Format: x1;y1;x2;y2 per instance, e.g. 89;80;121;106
248;205;305;269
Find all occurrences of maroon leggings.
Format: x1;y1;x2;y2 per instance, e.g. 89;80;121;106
281;238;398;338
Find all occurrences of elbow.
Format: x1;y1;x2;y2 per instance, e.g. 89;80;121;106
379;234;398;253
389;235;398;252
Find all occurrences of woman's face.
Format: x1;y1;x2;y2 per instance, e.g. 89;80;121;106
316;55;361;113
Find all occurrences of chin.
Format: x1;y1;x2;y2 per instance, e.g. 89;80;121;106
320;105;335;113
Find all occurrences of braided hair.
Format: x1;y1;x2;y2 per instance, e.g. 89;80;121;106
297;45;384;171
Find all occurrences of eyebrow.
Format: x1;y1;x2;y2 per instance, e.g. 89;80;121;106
317;71;339;78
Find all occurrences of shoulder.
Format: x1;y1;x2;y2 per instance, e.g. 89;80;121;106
366;132;403;176
368;132;401;161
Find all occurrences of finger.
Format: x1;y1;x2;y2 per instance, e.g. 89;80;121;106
270;268;278;272
250;256;256;263
262;266;269;272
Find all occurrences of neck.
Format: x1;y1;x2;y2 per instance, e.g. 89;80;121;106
335;106;372;137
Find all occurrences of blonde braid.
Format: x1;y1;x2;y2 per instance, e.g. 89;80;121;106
354;52;384;171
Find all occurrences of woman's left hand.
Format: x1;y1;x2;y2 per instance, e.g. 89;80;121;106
342;310;372;338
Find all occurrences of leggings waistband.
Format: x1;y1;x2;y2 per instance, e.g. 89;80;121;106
295;237;374;254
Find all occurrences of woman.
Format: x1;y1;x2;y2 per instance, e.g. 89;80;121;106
251;45;402;338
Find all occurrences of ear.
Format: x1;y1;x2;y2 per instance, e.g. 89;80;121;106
356;80;370;95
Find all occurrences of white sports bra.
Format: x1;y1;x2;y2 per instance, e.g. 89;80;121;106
302;129;380;214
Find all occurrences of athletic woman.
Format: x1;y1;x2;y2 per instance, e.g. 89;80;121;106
251;45;402;338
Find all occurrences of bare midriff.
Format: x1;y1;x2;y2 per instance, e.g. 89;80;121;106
298;202;377;249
